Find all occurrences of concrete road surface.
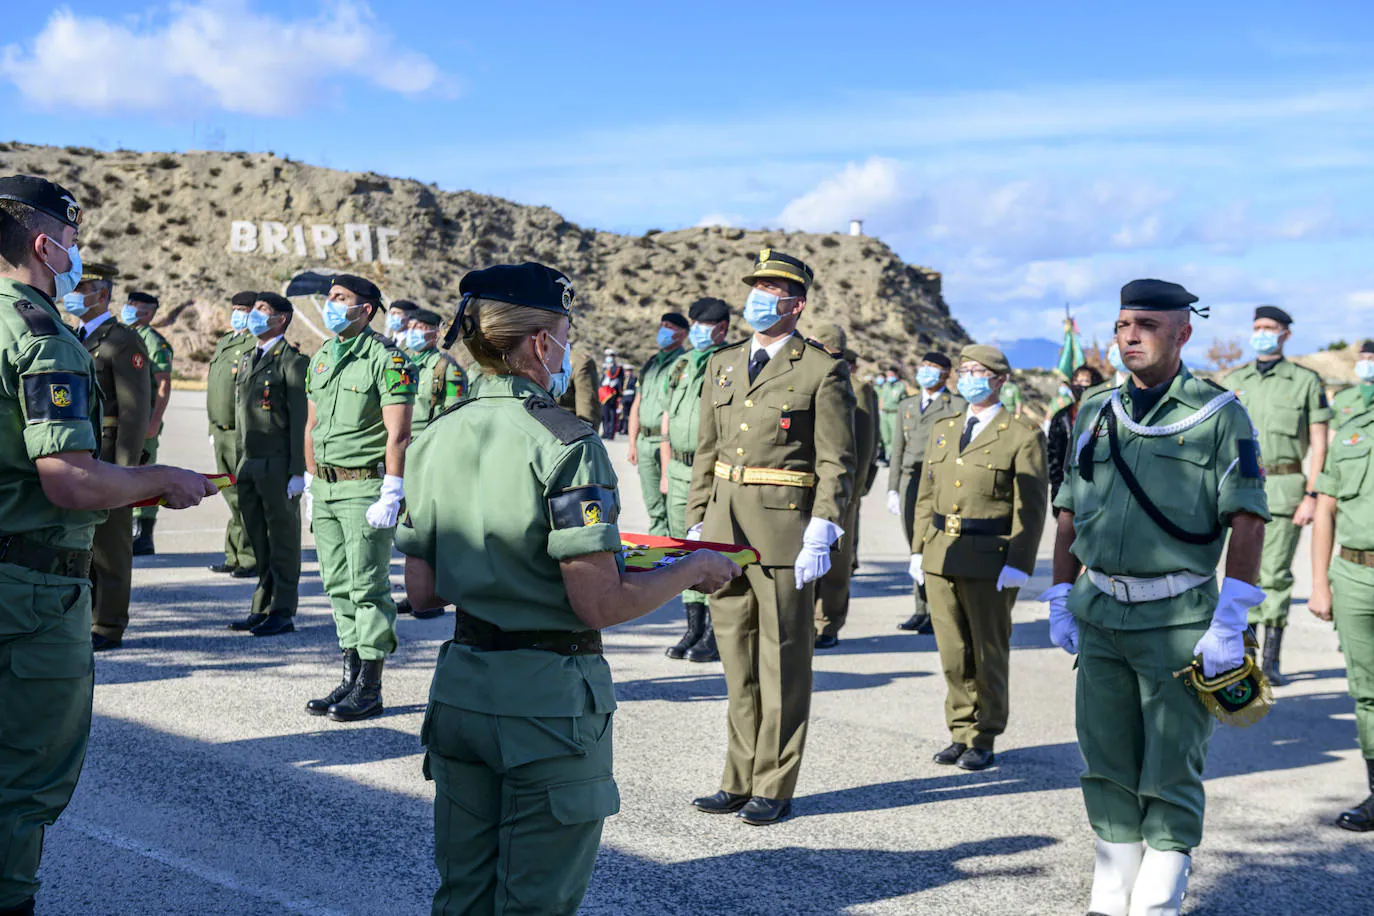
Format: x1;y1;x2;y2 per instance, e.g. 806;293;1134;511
36;391;1373;914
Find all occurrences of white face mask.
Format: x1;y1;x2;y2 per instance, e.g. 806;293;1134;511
1356;359;1374;382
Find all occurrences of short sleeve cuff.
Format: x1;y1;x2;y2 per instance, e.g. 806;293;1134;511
548;523;622;561
24;422;97;460
1311;405;1334;424
1316;471;1339;498
1219;478;1272;522
1052;484;1076;513
380;392;415;407
394;522;431;563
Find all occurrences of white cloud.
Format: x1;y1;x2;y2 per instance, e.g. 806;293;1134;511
0;1;451;117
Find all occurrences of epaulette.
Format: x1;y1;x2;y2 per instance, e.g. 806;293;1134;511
370;328;403;352
1201;377;1227;393
717;338;749;352
524;395;595;444
804;337;841;359
11;299;60;337
420;395;475;437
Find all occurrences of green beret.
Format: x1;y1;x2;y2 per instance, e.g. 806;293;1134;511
959;344;1010;374
1121;279;1199;311
743;248;814;291
807;322;847;352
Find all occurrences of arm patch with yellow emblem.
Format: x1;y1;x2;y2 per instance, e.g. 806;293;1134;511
384;351;416;394
22;371;90;422
549;486;618;529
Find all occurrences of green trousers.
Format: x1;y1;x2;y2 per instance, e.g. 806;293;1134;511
133;435;160;520
424;701;619;915
814;491;861;638
925;572;1016;749
0;569;94;908
89;506;133;640
211;427;255;570
900;466;929;615
665;459;707;607
1331;556;1374;757
879;410;897;457
636;435;670;536
713;563;815;800
237;456;301;617
1252;514;1302;626
311;495;397;660
1076;618;1213;853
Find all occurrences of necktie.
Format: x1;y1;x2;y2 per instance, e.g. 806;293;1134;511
959;415;978;451
748;348;770;383
252;348;263;367
77;326;87;343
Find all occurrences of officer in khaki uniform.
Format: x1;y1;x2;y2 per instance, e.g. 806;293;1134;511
122;291;173;556
887;351;964;633
686;250;856;825
557;346;600;425
1222;305;1331;684
1310;339;1374;832
228;293;309;638
911;344;1046;772
1046;279;1269;916
65;262;152;652
808;322;877;648
207;291;260;576
628;312;687;536
407;308;467;437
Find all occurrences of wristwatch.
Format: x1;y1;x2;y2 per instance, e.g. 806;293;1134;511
1305;490;1319;499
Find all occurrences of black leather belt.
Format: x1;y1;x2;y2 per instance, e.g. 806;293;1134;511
315;464;382;483
0;535;93;578
932;513;1012;538
453;610;602;656
671;449;695;465
1264;461;1303;476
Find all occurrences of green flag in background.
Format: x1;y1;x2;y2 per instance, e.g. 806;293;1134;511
1056;317;1085;380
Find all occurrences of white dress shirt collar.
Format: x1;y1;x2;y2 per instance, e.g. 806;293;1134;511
82;311;113;335
750;332;794;361
962;401;1003;447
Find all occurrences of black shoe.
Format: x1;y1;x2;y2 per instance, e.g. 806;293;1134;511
209;562;237;574
898;612;934;633
1262;624;1286;687
231;566;259;579
933;742;968;765
412;605;445;620
814;633;839;650
396;598;412;615
692;790;750;814
957;747;996;771
91;633;122;652
0;896;35;916
229;613;268;632
131;519;155;556
307;649;361;716
327;659;384;721
250;614;295;637
1337;758;1374;832
738;796;792;825
666;603;707;660
685;618;719;663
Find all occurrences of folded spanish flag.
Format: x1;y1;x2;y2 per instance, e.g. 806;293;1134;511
620;533;759;572
128;473;235;508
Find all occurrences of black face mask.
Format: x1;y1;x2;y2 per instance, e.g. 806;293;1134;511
1070;384;1087;399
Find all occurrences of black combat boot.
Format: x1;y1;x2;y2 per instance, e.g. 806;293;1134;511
666;603;706;659
1336;757;1374;832
131;518;156;556
306;649;360;716
327;658;384;721
1262;624;1286;686
686;611;720;663
0;896;35;915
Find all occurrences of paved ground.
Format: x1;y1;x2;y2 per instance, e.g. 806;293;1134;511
36;391;1373;914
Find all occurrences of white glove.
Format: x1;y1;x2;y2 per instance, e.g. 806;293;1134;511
1038;582;1077;654
1193;577;1264;677
286;475;305;499
794;518;842;590
996;565;1030;592
686;523;703;542
302;472;314;525
365;474;405;529
908;554;925;586
887;490;901;515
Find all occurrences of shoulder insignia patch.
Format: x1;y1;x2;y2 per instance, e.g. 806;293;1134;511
132;352;145;370
1343;432;1366;447
524;395;595;444
548;485;619;530
1236;439;1262;478
22;371;89;422
10;299;60;337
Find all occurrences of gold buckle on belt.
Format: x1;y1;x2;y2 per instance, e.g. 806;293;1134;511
944;514;962;537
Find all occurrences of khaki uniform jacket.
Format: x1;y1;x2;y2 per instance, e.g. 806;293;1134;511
853;378;881;498
888;388;965;493
83;317;151;467
234;339;310;476
207;331;256;431
914;408;1048;579
558;350;600;426
685;335;857;567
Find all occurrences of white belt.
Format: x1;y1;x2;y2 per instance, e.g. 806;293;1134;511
1087;569;1212;604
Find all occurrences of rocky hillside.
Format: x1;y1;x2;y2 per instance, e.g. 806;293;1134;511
0;142;967;379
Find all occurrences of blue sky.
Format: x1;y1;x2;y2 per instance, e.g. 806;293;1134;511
4;0;1373;354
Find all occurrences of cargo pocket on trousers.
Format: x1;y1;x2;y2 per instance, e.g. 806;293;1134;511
10;641;93;681
548;776;621;825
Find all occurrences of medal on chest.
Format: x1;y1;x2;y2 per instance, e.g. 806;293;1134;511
260;381;272;411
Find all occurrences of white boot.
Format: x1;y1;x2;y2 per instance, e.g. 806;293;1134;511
1128;848;1191;916
1087;838;1144;916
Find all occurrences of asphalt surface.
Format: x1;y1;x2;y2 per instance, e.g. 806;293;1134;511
37;391;1374;915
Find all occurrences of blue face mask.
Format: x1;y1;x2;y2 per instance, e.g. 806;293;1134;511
323;300;357;336
1251;330;1281;355
386;312;404;332
689;323;716;351
405;328;430;351
230;309;250;332
656;327;678;349
1107;343;1127;373
957;374;994;404
1356;360;1374;382
543;333;572;398
41;237;82;299
246;309;272;337
744;289;791;333
916;366;942;390
120;304;141;325
62;292;89;317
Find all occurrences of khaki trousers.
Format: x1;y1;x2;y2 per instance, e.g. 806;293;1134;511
814;495;861;637
925;572;1016;749
211;427;255;569
89;506;133;640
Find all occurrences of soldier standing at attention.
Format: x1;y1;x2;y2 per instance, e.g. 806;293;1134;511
808;323;877;649
686;249;856;825
406;307;467;438
122;291;173;556
398;263;739;914
999;375;1024;418
0;175;214;915
1309;339;1374;832
385;299;419;350
876;365;904;461
887;352;963;633
911;344;1047;772
627;312;687;536
64;262;152;652
1221;306;1330;684
303;275;415;722
1044;280;1269;916
207;291;260;576
227;293;309;638
557;343;600;425
659;298;732;662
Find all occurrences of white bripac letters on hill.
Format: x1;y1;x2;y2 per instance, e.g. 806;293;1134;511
228;221;404;264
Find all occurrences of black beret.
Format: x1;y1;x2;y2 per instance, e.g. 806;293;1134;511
256;292;293;313
660;312;689;330
411;308;442;326
390;299;420;313
1361;339;1374;355
1254;305;1292;327
0;175;82;228
688;297;730;322
459;262;574;316
331;274;382;304
127;291;158;307
1120;279;1199;311
921;351;952;369
231;291;259;307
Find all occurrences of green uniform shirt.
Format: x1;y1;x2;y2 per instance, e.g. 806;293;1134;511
1055;364;1271;629
0;278;105;553
306;328;415;498
664;346;721;456
396;373;621;717
134;323;172;436
636;346;683;443
999;380;1022;412
409;347;467;437
1222;357;1331;515
1317;385;1374;551
207;331;257;430
877;380;904;413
